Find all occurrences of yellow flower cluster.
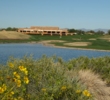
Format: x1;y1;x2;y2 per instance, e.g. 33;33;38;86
76;89;92;97
8;91;14;97
24;76;29;84
83;90;91;97
12;65;29;87
61;86;67;91
13;72;20;79
13;78;21;87
19;66;28;75
13;72;21;87
0;84;7;94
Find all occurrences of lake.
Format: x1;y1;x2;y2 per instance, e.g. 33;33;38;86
0;43;110;64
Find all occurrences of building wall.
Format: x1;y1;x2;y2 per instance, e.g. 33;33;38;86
30;26;59;30
18;26;68;35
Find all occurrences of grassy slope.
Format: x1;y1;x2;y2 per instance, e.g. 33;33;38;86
0;31;30;39
0;31;31;43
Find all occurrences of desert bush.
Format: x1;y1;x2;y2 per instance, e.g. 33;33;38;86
0;55;94;100
78;70;110;100
0;55;110;99
67;56;110;85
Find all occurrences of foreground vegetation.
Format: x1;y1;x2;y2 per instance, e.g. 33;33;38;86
0;56;110;100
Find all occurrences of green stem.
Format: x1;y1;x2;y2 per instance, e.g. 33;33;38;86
2;85;16;100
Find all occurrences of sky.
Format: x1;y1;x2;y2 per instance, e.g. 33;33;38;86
0;0;110;29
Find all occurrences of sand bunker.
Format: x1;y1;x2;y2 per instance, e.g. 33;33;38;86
88;38;96;40
38;40;66;46
64;42;91;46
38;40;66;44
100;38;110;39
73;38;81;40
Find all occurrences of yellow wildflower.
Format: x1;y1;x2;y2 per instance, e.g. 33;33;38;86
9;62;14;68
11;91;14;95
13;72;17;75
0;84;7;94
16;79;21;87
8;91;14;96
24;76;29;84
19;66;27;71
41;88;46;92
13;72;20;79
0;87;4;94
19;66;28;75
24;70;28;75
2;84;7;91
83;90;91;97
61;86;67;90
14;98;17;100
76;90;81;93
16;74;20;79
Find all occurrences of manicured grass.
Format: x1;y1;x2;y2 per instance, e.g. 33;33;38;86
29;34;102;41
29;34;110;50
0;39;31;43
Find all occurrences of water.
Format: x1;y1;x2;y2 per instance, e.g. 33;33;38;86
0;43;110;64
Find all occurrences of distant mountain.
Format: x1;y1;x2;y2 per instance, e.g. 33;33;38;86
94;29;109;33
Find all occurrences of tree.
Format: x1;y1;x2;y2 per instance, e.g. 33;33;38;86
107;30;110;35
89;30;95;33
76;30;85;35
68;28;76;33
5;27;18;31
6;27;12;31
96;31;104;35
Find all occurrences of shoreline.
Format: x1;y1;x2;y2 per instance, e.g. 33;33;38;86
0;41;110;52
37;42;110;52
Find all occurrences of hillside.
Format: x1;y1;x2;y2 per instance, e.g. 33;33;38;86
0;31;30;39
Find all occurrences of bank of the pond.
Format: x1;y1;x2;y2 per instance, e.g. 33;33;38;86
37;41;110;52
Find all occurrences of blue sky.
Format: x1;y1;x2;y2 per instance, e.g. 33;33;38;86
0;0;110;29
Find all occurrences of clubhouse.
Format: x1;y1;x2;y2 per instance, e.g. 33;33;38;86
18;26;68;35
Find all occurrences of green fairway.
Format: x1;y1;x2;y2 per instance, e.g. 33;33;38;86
29;34;110;50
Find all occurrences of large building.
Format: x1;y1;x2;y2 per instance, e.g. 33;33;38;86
18;26;68;35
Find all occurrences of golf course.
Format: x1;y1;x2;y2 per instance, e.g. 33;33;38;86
0;31;110;51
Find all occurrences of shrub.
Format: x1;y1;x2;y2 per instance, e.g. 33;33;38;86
0;56;94;100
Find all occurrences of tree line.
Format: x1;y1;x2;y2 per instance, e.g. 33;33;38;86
68;28;110;35
0;27;18;31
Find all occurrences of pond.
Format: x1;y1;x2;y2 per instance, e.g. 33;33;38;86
0;43;110;64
